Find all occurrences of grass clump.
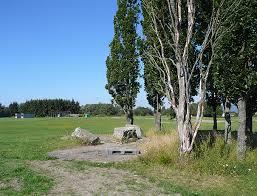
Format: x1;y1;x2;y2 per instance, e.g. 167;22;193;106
141;132;257;176
140;130;179;165
135;131;257;194
0;159;53;195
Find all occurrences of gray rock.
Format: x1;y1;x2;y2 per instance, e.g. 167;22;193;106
113;125;142;141
125;124;142;139
71;127;100;145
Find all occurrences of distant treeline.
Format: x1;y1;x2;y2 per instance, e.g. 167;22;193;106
0;99;80;117
0;100;225;118
81;104;176;117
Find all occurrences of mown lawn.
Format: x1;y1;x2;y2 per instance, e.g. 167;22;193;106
0;116;164;195
0;116;256;195
0;116;170;160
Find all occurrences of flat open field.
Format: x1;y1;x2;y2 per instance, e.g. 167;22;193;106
0;116;257;195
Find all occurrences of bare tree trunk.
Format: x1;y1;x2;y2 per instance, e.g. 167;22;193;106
154;94;162;131
126;110;134;125
246;104;253;133
237;97;247;161
177;118;193;154
154;110;161;131
177;76;193;153
224;98;231;144
211;103;217;144
246;115;253;133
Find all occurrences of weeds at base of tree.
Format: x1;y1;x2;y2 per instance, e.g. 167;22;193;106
140;131;257;176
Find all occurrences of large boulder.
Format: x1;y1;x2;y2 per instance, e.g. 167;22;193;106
113;125;142;141
71;127;100;145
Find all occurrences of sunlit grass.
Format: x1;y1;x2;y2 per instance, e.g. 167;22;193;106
0;116;256;195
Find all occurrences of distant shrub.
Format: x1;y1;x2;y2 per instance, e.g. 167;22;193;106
190;102;223;117
161;107;176;119
81;103;123;116
134;107;153;116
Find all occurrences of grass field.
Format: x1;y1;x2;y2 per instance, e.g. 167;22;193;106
0;116;257;195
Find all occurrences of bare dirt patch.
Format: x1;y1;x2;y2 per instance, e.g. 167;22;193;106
49;136;149;163
36;136;169;195
9;178;23;192
0;178;23;192
30;160;166;195
0;181;6;189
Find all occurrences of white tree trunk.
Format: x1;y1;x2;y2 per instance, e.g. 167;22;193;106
177;116;192;153
237;97;247;161
176;75;193;153
154;94;162;131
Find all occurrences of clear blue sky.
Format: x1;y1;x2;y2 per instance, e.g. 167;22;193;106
0;0;148;107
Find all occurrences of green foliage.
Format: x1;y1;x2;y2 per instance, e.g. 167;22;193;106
213;0;257;102
8;102;19;116
161;107;176;119
190;102;223;117
0;103;10;117
81;103;122;116
106;0;140;114
204;103;223;117
134;107;153;116
140;0;166;111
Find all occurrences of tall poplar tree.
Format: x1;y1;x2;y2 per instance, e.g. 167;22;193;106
140;0;167;131
106;0;140;125
213;0;257;160
140;0;232;153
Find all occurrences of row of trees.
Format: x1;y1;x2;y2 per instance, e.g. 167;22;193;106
82;104;153;116
213;0;257;160
0;99;80;117
1;101;176;118
106;0;257;159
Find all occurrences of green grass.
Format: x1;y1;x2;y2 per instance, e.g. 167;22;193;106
0;116;257;195
0;116;159;194
0;159;53;195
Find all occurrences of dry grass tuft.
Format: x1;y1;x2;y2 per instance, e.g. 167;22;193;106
141;129;178;151
139;130;179;165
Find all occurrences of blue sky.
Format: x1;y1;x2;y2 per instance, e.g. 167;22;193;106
0;0;148;106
